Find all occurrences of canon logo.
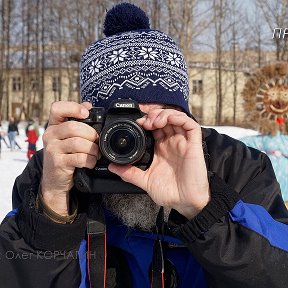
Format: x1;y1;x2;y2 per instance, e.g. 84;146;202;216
115;103;134;108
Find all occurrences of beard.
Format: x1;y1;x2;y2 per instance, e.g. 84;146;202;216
102;193;170;232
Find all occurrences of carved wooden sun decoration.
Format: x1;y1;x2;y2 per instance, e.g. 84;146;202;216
256;78;288;122
242;62;288;135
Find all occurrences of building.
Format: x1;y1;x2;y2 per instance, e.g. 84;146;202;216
0;47;277;126
187;49;276;126
3;67;80;122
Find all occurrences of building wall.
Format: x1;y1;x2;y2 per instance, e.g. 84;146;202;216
2;68;80;122
188;67;247;125
1;63;260;126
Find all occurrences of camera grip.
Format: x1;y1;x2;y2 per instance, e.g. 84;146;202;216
74;168;146;194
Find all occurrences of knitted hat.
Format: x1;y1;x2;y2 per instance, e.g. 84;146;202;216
242;62;288;135
80;3;190;114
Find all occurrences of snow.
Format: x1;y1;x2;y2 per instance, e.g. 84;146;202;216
0;122;44;221
0;123;258;222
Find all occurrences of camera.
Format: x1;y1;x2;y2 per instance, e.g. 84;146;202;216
73;99;154;194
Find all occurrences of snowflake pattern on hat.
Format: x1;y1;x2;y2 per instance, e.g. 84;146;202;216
80;30;189;113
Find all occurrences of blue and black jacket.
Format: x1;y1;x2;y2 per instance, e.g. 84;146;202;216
1;128;288;287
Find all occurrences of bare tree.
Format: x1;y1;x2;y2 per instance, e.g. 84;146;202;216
227;0;246;125
257;0;288;61
213;0;226;125
248;2;268;68
0;0;13;119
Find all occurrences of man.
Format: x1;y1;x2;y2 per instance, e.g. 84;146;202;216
0;123;10;155
7;116;20;151
1;3;288;288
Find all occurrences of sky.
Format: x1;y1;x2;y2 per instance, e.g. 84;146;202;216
0;123;258;222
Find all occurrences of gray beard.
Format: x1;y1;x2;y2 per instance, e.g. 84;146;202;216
102;194;170;232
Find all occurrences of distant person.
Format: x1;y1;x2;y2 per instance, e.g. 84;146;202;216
25;119;40;160
0;123;10;149
0;122;10;157
7;116;19;151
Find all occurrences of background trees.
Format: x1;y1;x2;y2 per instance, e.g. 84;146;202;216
0;0;284;124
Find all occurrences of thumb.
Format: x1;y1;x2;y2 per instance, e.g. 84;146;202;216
108;164;147;191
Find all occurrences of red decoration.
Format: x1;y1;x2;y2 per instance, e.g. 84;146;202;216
276;117;285;124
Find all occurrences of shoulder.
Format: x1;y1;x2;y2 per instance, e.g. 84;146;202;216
202;127;262;158
201;127;274;193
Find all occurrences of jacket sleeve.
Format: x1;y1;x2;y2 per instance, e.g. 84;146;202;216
169;128;288;288
0;190;88;288
12;149;43;209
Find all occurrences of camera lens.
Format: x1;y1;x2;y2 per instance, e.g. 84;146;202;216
109;129;136;155
99;120;146;165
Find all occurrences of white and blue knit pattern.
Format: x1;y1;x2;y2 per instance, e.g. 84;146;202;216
80;30;189;113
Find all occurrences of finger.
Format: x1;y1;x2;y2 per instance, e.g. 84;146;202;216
108;164;147;191
146;110;186;138
57;137;99;156
158;123;174;138
172;125;186;137
142;109;184;130
81;102;92;110
44;120;98;143
138;110;186;139
49;101;91;126
152;128;165;141
167;114;201;142
137;108;166;127
154;113;197;132
167;114;196;130
64;153;97;169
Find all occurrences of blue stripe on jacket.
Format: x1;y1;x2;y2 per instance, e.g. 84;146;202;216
78;239;89;288
229;200;288;251
4;208;18;219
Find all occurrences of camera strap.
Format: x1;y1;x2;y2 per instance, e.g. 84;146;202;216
87;195;107;288
151;207;165;288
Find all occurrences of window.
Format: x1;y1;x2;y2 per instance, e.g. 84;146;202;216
30;78;39;91
52;76;61;92
12;77;22;92
192;80;203;94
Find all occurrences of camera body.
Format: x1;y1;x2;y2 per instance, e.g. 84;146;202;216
73;99;154;194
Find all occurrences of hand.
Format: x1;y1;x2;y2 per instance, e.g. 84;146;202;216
41;101;99;216
108;109;210;219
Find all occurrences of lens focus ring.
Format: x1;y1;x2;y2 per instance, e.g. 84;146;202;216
99;120;147;165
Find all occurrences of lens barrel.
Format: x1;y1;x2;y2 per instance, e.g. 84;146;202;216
99;119;147;165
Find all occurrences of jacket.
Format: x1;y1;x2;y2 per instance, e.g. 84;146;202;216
7;122;19;133
1;128;288;288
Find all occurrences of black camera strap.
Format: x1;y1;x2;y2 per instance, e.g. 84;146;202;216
151;207;165;288
87;195;107;288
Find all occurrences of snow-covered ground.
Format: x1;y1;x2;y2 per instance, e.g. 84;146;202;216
0;121;44;221
0;123;258;222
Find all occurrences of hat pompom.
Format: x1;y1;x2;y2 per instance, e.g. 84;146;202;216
103;3;150;36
